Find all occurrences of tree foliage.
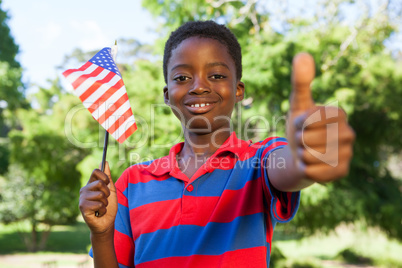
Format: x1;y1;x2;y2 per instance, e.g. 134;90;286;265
0;0;26;117
0;0;27;175
0;79;88;251
0;0;19;68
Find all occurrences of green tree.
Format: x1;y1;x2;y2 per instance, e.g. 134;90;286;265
139;0;402;239
0;80;88;252
0;0;19;68
0;0;27;175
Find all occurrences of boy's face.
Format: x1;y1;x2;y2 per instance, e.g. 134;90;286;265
164;37;244;134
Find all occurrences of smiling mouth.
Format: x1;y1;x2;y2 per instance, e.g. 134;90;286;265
189;103;211;108
185;101;216;114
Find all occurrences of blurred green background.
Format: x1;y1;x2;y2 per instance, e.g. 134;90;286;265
0;0;401;267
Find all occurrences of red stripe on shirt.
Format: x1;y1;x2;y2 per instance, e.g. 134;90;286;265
130;198;181;240
275;191;295;220
114;229;135;267
207;177;265;223
117;187;129;207
116;166;172;192
136;246;268;268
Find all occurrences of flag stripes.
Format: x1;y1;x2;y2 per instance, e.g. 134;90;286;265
63;47;137;143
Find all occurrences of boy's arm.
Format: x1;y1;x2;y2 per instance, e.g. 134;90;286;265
79;162;119;268
268;53;355;192
91;229;119;268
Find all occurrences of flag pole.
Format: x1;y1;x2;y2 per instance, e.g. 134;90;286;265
97;130;108;217
100;130;109;172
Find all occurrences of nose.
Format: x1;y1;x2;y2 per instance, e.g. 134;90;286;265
189;77;211;95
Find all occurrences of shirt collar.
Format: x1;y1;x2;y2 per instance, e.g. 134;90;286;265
214;132;251;157
141;132;251;176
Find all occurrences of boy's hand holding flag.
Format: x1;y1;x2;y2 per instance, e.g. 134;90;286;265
63;43;136;219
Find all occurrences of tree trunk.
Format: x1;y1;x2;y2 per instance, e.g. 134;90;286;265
30;221;37;252
38;225;52;251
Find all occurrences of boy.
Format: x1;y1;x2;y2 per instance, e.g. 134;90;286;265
79;20;355;268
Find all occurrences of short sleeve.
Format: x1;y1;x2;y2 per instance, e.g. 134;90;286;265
89;168;135;268
114;169;135;267
260;137;300;223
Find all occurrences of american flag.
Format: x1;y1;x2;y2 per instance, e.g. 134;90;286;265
63;47;137;143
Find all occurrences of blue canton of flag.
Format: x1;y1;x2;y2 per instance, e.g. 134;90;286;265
89;47;121;77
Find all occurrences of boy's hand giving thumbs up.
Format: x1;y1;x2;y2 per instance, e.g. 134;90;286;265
286;53;355;183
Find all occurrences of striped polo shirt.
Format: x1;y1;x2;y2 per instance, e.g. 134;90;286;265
109;132;300;267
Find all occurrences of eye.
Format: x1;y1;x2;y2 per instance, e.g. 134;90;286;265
173;75;190;82
211;74;226;79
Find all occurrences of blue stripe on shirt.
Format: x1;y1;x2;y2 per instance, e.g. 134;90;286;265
134;213;266;264
126;177;184;208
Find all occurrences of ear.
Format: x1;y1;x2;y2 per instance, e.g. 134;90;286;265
235;81;245;102
163;86;170;105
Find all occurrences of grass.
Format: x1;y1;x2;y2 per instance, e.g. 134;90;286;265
273;223;402;267
0;220;90;254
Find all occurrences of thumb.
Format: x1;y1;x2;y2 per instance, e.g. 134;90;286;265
290;52;315;114
99;161;115;191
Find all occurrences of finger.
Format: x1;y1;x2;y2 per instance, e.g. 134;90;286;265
298;143;353;165
294;106;347;130
102;161;116;193
88;168;109;185
83;191;109;207
99;161;111;178
304;161;351;183
295;123;355;147
79;200;107;216
84;179;111;198
290;53;315;113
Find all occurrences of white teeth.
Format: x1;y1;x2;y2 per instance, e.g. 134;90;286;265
190;103;211;108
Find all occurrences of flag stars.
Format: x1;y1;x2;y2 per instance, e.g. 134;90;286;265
87;47;121;77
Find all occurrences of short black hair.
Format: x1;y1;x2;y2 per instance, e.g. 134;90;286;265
163;20;242;83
